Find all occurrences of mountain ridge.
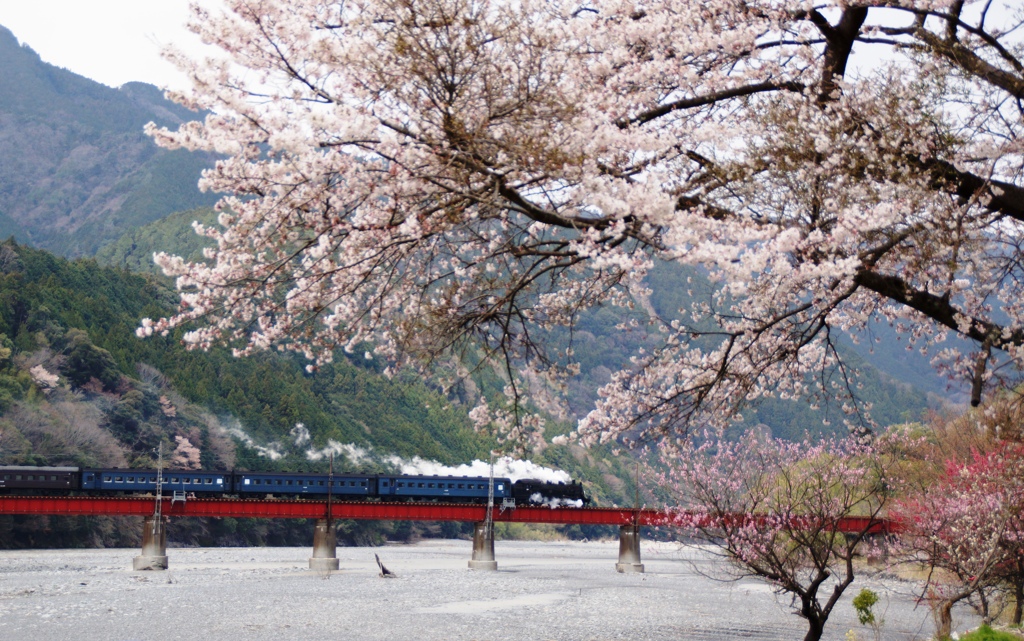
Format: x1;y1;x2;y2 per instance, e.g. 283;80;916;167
0;24;218;256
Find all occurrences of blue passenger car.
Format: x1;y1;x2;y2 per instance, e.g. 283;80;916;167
81;469;229;495
379;475;512;503
233;472;375;498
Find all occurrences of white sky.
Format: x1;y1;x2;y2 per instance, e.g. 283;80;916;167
0;1;208;90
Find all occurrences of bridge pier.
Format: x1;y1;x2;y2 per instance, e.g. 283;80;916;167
615;524;644;573
309;518;340;571
133;515;168;571
468;521;497;570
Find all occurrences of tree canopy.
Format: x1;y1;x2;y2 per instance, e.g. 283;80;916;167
144;0;1023;444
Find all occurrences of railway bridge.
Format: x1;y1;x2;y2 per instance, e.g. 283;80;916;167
0;496;892;573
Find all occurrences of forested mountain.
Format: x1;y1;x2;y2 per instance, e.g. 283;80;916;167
0;25;218;256
94;206;218;274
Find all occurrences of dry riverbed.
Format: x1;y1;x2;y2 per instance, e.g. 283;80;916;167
0;540;975;640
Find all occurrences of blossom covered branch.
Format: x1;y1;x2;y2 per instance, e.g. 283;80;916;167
141;0;1023;441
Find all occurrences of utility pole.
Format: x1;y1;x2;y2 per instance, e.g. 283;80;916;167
485;450;495;531
153;441;163;532
327;453;333;522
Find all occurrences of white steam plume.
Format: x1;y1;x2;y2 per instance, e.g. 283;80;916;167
305;441;374;465
381;454;571;484
222;419;285;461
290;423;311;446
304;442;573;483
228;425;575;484
530;492;584;509
303;442;577;481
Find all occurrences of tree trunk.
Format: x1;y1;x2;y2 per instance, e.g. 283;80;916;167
977;589;990;623
802;616;825;641
1014;578;1023;626
934;600;954;641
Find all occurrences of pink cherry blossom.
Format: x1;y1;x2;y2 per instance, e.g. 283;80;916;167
140;0;1023;443
661;430;911;641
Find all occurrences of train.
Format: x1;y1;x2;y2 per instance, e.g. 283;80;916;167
0;465;590;508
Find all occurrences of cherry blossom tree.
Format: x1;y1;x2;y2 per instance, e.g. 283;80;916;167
662;431;909;641
140;0;1024;443
892;441;1024;639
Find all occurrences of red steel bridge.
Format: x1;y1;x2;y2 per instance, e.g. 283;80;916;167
0;496;896;572
0;495;894;534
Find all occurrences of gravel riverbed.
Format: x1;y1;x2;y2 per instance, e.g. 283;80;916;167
0;540;976;640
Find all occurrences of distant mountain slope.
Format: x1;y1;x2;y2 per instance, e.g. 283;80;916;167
0;25;217;256
0;240;486;465
94;207;217;274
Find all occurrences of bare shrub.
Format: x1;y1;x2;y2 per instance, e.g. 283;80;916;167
201;413;237;469
9;401;127;466
136;363;169;389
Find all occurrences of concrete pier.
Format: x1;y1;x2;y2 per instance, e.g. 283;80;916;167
133;515;168;571
615;524;644;573
309;518;340;571
468;521;497;570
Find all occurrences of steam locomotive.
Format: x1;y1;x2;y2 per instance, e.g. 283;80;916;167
0;466;590;508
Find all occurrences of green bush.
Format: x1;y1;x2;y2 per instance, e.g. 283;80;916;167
852;588;879;626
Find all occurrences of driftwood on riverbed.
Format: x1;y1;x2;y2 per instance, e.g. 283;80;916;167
375;554;396;578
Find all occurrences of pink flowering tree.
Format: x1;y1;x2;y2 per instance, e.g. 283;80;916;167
139;1;1023;442
892;442;1024;639
663;432;908;641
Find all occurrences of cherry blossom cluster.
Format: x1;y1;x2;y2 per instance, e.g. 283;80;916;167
892;441;1024;637
141;0;1023;442
661;429;911;641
